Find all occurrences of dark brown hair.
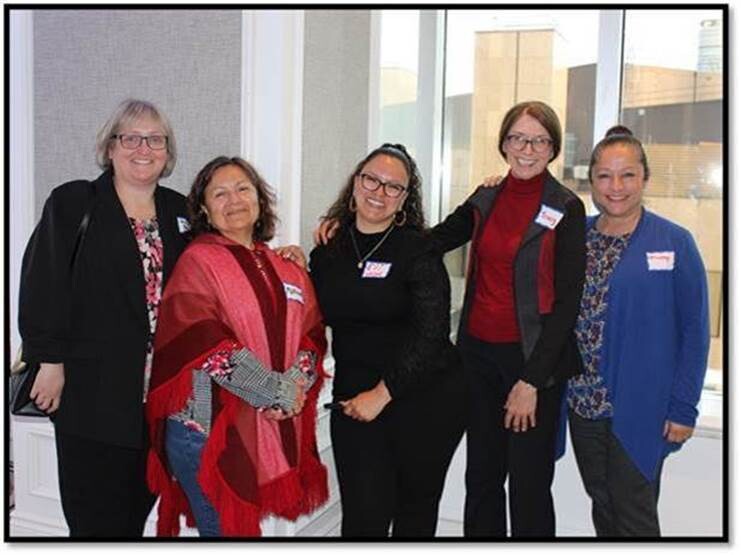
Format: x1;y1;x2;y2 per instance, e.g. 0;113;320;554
323;143;426;242
588;125;651;182
498;100;562;162
187;156;278;242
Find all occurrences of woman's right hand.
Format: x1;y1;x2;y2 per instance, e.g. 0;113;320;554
313;218;340;245
30;362;65;413
482;175;504;188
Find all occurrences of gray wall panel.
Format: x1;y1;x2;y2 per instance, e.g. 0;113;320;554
301;11;371;251
33;9;242;216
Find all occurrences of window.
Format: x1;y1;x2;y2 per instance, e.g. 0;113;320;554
377;9;420;155
441;10;600;314
622;9;724;389
373;8;724;396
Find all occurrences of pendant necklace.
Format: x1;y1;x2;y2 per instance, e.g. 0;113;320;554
349;225;394;270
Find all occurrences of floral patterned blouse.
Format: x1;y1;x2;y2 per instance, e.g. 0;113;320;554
567;226;632;420
129;217;164;400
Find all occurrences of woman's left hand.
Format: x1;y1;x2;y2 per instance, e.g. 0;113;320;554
341;380;392;423
274;245;307;269
664;420;694;443
260;407;291;421
504;380;538;432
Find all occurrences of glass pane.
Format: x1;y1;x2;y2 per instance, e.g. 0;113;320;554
378;10;420;156
622;9;724;387
442;9;600;314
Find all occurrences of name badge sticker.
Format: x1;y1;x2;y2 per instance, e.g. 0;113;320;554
362;261;392;279
535;204;564;230
283;283;304;303
646;251;675;271
177;217;191;233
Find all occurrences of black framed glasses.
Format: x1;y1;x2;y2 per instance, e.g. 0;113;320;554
359;173;407;198
505;134;553;153
112;133;168;150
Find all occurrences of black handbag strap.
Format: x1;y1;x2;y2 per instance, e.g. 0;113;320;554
69;181;97;272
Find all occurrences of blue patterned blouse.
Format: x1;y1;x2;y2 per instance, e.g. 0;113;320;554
567;226;632;419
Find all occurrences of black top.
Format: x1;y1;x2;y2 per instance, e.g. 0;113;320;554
309;225;459;401
19;170;189;448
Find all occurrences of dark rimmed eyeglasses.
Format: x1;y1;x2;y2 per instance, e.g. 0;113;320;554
505;134;553;153
112;133;168;150
358;173;408;198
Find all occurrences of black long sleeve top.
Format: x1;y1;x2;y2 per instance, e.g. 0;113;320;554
309;225;460;401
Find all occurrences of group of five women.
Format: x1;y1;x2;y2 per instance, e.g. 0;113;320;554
20;97;709;538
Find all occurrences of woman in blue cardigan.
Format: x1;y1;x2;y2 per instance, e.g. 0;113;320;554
566;126;710;536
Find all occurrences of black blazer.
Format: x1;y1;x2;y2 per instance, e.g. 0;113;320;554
19;170;189;449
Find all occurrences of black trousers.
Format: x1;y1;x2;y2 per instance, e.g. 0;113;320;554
568;411;663;537
54;428;156;537
460;337;563;538
331;371;465;537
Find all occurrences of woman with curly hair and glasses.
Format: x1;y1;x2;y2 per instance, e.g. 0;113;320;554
309;144;465;537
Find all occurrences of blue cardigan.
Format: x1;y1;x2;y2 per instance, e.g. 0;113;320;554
579;209;710;481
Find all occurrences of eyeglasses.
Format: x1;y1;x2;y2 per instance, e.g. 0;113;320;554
112;133;168;150
358;173;407;198
505;134;553;153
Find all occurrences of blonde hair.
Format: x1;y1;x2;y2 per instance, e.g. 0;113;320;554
95;99;177;178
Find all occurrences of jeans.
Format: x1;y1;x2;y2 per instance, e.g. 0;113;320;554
165;418;221;537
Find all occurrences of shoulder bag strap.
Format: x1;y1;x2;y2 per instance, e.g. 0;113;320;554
69;181;97;272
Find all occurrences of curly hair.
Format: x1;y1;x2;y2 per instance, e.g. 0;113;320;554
187;156;278;242
322;143;426;251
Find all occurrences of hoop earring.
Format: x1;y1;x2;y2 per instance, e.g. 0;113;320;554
349;196;357;213
394;209;407;227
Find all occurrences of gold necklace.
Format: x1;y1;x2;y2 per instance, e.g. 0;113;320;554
349;225;394;270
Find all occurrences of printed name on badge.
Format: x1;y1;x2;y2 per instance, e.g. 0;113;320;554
646;251;675;271
177;217;191;233
534;204;564;230
362;261;392;279
283;283;304;303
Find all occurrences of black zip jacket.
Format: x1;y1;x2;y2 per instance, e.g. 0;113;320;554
429;172;586;388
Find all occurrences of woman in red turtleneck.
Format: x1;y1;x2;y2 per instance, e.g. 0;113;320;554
430;101;586;537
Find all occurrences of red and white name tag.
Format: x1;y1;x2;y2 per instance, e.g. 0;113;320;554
646;251;675;271
534;204;564;230
283;282;304;303
362;261;392;279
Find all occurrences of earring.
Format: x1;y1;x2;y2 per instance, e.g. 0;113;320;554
201;207;213;229
394;209;407;227
349;196;357;213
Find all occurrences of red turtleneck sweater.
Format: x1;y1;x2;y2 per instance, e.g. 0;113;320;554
467;171;545;343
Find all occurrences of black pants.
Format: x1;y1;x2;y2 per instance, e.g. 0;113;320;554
55;428;156;537
331;371;465;537
568;411;663;537
460;337;563;538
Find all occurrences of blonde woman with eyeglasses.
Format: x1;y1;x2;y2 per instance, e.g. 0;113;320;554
19;99;190;537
